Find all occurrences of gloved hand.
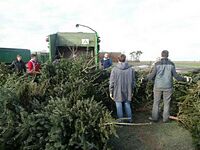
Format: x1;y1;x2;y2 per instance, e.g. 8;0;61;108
110;93;114;100
184;76;192;82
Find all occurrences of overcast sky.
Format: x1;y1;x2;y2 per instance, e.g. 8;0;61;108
0;0;200;61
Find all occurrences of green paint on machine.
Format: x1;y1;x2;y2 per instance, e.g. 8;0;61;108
0;47;31;64
47;32;99;64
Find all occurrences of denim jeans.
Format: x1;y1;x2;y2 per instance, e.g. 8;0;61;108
115;101;132;122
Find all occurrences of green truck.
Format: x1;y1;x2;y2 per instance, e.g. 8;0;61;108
0;47;31;64
46;32;100;64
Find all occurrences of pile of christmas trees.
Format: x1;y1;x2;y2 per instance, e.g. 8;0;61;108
0;58;116;150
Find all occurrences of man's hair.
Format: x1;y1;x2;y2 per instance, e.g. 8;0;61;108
161;50;169;58
118;54;126;62
31;54;37;58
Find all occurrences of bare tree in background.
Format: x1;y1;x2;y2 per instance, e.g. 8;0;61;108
130;50;143;62
130;51;136;61
135;50;143;61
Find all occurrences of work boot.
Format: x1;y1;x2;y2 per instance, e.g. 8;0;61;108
163;119;170;123
148;117;158;122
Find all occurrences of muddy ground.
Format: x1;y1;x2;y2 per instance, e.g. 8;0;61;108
109;112;195;150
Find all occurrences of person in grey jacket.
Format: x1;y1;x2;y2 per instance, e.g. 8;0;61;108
143;50;191;122
109;54;135;123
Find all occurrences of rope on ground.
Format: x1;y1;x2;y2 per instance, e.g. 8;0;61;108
105;122;152;126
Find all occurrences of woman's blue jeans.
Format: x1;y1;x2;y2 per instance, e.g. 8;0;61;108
115;101;132;121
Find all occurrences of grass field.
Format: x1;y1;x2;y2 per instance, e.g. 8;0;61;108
128;61;200;68
174;61;200;68
127;61;199;73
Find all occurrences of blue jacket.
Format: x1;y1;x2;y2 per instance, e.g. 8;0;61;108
145;58;186;90
101;58;112;69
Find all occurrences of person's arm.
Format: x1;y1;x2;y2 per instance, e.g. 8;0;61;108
23;62;26;72
144;65;157;81
172;65;186;81
109;69;115;95
9;61;15;69
132;69;136;88
110;59;113;66
101;59;104;66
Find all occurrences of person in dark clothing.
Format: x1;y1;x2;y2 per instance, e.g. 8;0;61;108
10;55;26;74
142;50;192;122
101;53;112;69
53;55;61;64
109;54;136;123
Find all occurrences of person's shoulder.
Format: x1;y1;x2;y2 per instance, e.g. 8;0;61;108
111;65;118;71
126;66;135;74
111;66;117;70
155;58;174;66
27;60;33;65
127;64;134;69
130;67;135;73
154;60;162;66
131;66;135;71
167;59;175;66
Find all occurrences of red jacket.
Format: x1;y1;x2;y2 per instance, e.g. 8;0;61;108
27;60;40;72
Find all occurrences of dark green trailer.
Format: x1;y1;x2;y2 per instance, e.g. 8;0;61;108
0;47;31;64
36;52;49;63
46;32;100;64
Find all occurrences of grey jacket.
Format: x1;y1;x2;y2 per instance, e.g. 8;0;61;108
109;62;135;102
145;58;186;90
